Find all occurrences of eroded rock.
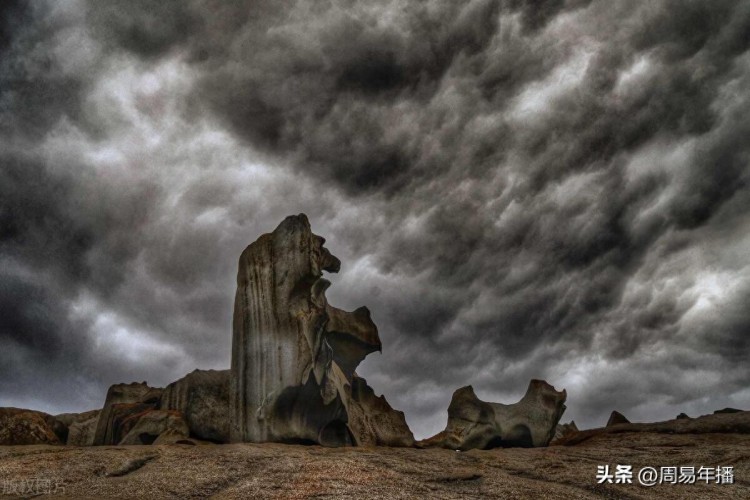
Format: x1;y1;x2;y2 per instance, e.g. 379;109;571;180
606;411;630;427
418;380;567;450
230;214;412;446
118;410;190;445
93;382;162;446
67;413;101;446
0;408;61;445
160;369;230;443
551;420;579;444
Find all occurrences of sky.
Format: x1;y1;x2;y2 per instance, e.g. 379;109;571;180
1;0;749;439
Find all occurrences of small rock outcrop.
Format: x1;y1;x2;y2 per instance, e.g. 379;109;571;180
606;411;630;427
93;382;163;445
714;407;742;414
418;380;567;450
551;420;579;444
230;214;413;446
160;369;230;443
676;412;690;420
0;408;61;445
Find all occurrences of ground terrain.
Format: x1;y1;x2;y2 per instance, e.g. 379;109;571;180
0;430;747;499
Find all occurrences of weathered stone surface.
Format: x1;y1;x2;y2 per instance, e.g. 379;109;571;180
606;410;630;427
67;412;101;446
346;375;415;447
160;369;230;443
418;380;567;450
0;408;61;445
230;214;412;446
93;382;162;446
118;410;190;445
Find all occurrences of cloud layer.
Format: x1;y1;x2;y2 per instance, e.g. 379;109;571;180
2;0;749;437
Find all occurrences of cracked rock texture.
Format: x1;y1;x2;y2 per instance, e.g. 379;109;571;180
419;380;566;450
230;214;413;446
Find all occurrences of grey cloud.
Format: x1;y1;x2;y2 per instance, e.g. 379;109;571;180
2;0;750;438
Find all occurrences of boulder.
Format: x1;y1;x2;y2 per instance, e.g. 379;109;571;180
118;410;190;445
418;380;567;450
160;369;230;443
230;214;412;446
606;411;630;427
676;412;691;420
93;382;162;445
0;408;61;445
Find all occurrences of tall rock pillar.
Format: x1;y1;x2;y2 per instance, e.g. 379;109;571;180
230;214;413;446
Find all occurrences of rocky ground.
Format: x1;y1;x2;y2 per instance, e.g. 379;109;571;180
0;428;748;499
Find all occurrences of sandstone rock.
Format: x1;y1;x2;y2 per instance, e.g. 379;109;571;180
51;410;100;444
230;214;412;446
55;409;100;429
118;410;190;445
552;420;579;443
606;411;630;427
160;369;230;443
67;412;101;446
93;382;162;446
0;408;61;445
418;380;566;450
346;375;415;447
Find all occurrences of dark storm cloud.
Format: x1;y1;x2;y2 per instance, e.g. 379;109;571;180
2;0;750;436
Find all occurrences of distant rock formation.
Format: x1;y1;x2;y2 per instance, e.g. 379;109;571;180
418;380;567;450
555;410;750;446
160;369;230;443
675;412;690;420
551;420;579;444
0;408;61;445
606;411;630;427
230;214;413;446
714;407;742;414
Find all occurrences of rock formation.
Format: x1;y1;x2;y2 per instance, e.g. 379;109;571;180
93;382;162;445
66;411;101;446
606;410;630;427
552;420;579;443
714;407;742;414
53;410;101;446
0;408;61;445
160;369;230;443
418;380;567;450
675;412;690;420
230;214;413;446
117;410;190;445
